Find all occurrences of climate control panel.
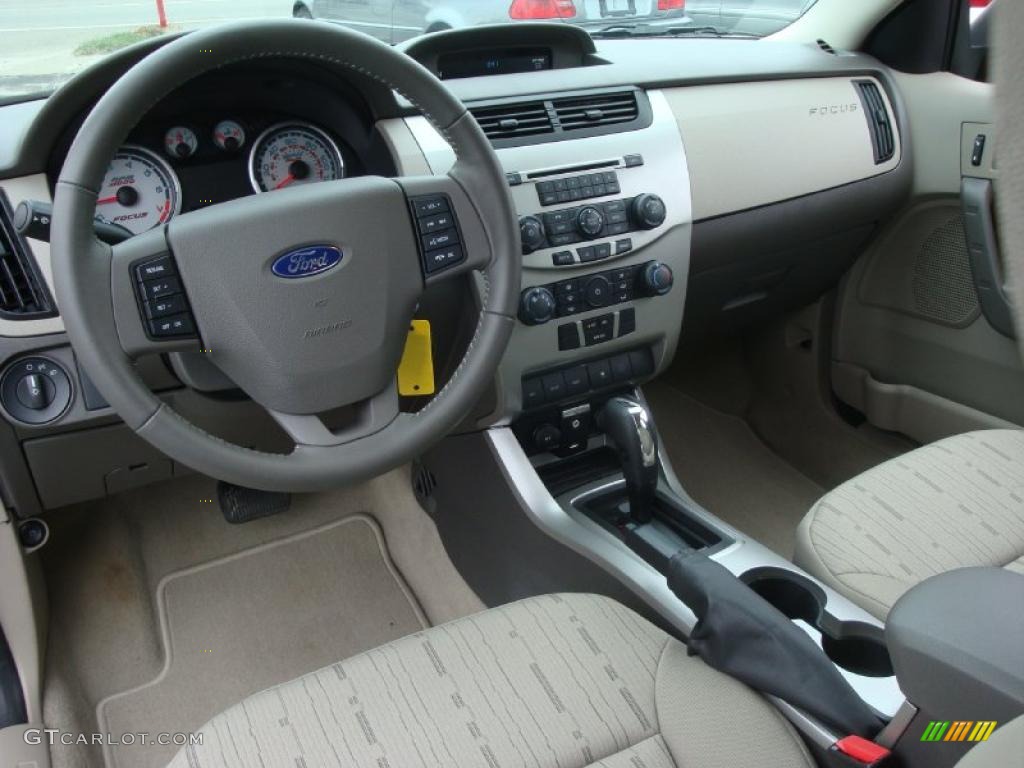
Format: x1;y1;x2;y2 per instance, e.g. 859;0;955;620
518;260;674;326
518;193;667;266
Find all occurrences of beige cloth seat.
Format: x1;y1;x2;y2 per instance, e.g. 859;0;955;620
169;593;813;768
795;429;1024;620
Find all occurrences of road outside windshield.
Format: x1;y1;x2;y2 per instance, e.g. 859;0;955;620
1;0;817;99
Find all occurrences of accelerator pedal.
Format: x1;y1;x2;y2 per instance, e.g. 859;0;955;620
217;481;291;524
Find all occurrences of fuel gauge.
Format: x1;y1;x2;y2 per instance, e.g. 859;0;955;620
213;120;246;152
164;126;198;159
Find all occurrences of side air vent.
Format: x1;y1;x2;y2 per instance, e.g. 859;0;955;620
0;192;55;319
854;80;895;164
468;101;554;141
467;88;652;148
552;91;639;131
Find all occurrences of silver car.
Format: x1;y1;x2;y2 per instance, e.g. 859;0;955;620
291;0;690;43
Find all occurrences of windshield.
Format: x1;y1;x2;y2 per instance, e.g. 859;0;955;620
1;0;818;100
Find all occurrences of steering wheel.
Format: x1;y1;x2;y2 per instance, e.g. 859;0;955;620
997;1;1024;351
51;21;520;492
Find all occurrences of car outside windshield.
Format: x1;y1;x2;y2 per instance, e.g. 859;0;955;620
0;0;818;100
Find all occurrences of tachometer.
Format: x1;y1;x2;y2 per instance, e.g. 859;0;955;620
248;122;344;193
95;146;181;236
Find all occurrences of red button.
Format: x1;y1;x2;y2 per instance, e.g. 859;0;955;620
835;736;890;765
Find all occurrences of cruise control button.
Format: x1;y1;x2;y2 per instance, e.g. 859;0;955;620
149;312;195;338
135;255;175;282
144;293;187;319
141;275;181;301
413;197;448;217
423;245;464;274
422;229;459;251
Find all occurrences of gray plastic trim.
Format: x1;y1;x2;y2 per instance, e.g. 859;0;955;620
962;176;1016;338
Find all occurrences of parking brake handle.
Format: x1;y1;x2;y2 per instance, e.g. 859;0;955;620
667;550;882;738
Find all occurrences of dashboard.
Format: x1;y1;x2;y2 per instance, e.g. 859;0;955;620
0;24;910;515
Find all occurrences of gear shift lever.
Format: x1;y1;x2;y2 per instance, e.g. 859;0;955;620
595;397;659;523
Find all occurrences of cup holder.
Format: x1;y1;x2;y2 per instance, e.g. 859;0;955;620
741;567;894;678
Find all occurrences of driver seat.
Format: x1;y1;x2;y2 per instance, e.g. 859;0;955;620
168;593;814;768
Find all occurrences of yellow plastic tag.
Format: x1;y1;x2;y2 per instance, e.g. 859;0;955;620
398;320;435;396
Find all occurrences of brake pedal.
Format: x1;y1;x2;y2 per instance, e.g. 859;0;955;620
217;481;291;524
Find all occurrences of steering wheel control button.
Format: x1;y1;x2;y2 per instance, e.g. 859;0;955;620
149;312;196;338
419;212;454;232
144;293;188;319
411;194;465;276
1;357;72;425
135;255;176;282
16;374;55;410
424;246;464;274
518;286;557;326
132;255;198;341
413;196;448;217
557;322;581;351
141;275;181;301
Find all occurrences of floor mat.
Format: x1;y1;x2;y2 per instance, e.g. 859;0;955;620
645;381;824;557
96;515;427;768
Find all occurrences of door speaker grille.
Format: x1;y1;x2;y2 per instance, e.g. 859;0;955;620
912;214;979;325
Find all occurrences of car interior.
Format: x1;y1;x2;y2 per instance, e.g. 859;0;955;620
1;0;1023;766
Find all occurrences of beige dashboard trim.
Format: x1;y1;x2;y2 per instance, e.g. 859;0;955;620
664;76;901;221
0;174;64;337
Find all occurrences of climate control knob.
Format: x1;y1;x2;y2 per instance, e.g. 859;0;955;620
518;286;557;325
576;206;605;238
641;262;674;296
631;194;667;229
519;215;547;254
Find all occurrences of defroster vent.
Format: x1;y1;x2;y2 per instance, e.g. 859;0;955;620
0;191;55;319
854;80;895;164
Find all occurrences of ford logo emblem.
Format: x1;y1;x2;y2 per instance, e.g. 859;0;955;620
271;245;343;279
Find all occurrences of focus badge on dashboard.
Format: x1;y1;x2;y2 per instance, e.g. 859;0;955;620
270;245;343;279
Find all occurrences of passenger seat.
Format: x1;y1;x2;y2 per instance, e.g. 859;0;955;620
794;430;1024;619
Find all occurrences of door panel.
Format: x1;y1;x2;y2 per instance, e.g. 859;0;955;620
832;71;1024;442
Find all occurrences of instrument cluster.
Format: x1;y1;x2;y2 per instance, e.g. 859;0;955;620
95;114;353;237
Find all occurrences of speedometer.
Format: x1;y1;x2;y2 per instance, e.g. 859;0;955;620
248;122;344;193
95;146;181;236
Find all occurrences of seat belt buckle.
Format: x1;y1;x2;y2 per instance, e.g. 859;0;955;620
829;735;892;767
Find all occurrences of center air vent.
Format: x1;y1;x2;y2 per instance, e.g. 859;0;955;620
468;88;651;148
0;192;55;319
854;80;895;164
552;91;640;131
469;101;553;141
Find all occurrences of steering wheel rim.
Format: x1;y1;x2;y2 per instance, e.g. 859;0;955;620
51;20;520;492
996;0;1024;353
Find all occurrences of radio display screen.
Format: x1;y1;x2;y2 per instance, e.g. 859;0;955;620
438;48;553;80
